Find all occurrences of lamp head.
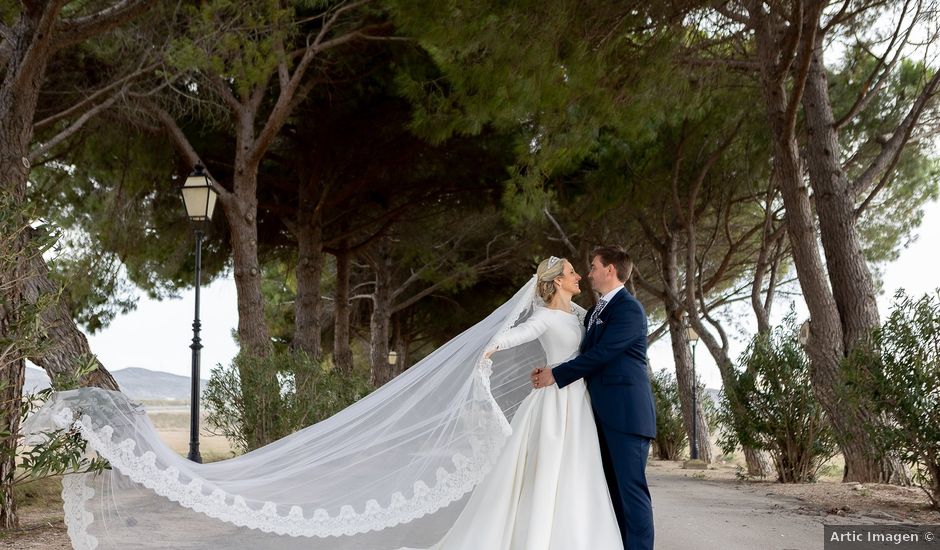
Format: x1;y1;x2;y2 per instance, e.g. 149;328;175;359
180;164;218;223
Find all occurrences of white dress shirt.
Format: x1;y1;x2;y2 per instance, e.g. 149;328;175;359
598;284;625;305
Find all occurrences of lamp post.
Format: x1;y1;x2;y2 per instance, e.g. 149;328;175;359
686;326;700;461
179;164;218;463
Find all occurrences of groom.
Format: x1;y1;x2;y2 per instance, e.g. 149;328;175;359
531;245;656;550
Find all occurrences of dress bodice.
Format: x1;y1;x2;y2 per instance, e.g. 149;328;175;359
490;306;585;366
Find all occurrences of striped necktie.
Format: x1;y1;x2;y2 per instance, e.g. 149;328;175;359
588;298;608;331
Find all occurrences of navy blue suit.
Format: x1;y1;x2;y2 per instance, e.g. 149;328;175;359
552;288;655;550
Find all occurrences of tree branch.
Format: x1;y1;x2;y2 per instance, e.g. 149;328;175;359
54;0;157;51
391;250;513;313
833;1;914;130
28;93;121;162
4;1;66;101
852;67;940;198
34;58;161;131
145;101;233;201
784;3;822;138
543;207;579;255
207;74;242;112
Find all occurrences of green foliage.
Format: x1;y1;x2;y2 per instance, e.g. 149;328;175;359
718;311;838;482
701;385;720;433
843;290;940;508
30;128;229;331
829;49;940;271
389;1;681;223
203;349;372;452
651;369;688;461
168;0;290;98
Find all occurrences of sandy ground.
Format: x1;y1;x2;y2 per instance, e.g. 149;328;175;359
651;460;939;550
2;414;937;549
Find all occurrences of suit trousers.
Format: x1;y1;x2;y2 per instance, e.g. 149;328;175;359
595;422;654;550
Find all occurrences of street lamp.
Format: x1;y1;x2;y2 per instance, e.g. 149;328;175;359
686;325;700;461
179;164;218;463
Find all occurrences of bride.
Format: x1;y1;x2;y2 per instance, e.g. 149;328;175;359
23;256;623;550
421;256;623;549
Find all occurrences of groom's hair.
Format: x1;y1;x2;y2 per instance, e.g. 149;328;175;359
592;245;633;282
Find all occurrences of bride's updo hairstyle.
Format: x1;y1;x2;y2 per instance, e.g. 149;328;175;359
536;256;566;304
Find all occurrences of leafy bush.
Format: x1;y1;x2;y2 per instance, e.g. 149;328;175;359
204;349;372;453
844;290;940;509
718;312;838;482
651;369;688;460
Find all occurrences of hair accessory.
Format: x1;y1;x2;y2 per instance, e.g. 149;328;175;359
547;256;561;268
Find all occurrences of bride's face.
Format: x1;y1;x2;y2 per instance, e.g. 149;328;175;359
555;260;582;296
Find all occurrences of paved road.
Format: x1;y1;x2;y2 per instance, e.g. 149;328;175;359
649;466;895;550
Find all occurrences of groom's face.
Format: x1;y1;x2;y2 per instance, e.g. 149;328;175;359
588;255;615;292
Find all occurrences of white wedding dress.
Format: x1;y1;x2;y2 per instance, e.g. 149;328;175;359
24;276;625;550
420;305;624;550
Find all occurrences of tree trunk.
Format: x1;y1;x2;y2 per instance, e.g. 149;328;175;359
685;310;771;476
224;173;272;358
752;9;904;483
391;311;410;378
0;355;24;529
292;213;324;359
0;2;153;397
0;182;26;530
802;40;882;352
801;40;907;484
743;447;773;478
0;5;59;528
21;238;118;389
332;242;354;374
662;234;712;464
0;184;27;530
369;240;393;387
665;314;711;463
225;165;273;449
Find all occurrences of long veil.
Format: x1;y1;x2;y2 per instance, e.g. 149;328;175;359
23;275;551;549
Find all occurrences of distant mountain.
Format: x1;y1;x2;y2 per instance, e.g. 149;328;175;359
23;366;208;401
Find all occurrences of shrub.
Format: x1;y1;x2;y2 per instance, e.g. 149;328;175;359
718;312;838;482
844;290;940;509
203;349;372;453
651;369;688;460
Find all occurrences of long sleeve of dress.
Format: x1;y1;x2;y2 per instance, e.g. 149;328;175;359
490;309;551;352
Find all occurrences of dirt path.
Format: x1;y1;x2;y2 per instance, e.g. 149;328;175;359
649;460;938;550
3;458;936;549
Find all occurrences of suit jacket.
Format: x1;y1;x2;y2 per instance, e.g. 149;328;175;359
552;288;657;439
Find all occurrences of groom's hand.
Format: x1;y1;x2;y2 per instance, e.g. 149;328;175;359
531;367;555;389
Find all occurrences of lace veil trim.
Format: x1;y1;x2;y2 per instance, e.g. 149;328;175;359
52;276;541;539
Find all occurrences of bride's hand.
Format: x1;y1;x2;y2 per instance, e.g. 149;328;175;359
484;349;496;360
